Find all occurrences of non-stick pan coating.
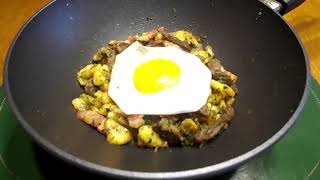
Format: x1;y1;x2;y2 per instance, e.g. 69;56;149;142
4;0;309;178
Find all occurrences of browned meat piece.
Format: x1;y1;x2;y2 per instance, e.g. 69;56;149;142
154;118;181;145
100;41;130;68
97;120;106;134
100;47;111;55
127;114;145;128
157;27;165;32
194;107;234;143
158;118;181;136
163;40;182;49
116;43;129;53
84;79;97;96
106;52;116;68
128;35;138;43
207;58;237;85
231;84;239;94
100;46;117;68
92;51;104;62
113;107;127;117
161;31;192;51
76;110;107;134
159;115;179;121
199;105;210;116
154;127;181;146
109;40;130;53
207;58;224;75
146;40;164;47
193;43;204;51
137;29;158;42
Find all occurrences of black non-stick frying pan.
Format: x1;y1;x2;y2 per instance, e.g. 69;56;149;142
4;0;310;179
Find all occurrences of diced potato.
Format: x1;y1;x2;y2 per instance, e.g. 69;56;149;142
79;93;95;104
172;31;199;46
207;105;221;124
219;100;227;110
154;33;163;41
215;114;221;121
104;119;132;145
99;103;113;116
93;71;106;86
80;69;94;79
107;112;116;119
115;116;128;126
180;118;199;134
137;33;151;42
100;47;111;55
91;106;100;113
138;125;168;148
191;49;210;64
102;64;110;72
79;93;95;110
211;80;236;97
112;107;124;115
207;102;212;109
79;64;94;77
92;51;104;62
100;83;109;92
77;78;88;86
94;90;111;104
210;105;220;114
107;112;127;126
226;97;235;107
205;45;214;57
92;99;102;108
93;65;109;86
211;93;223;105
72;98;88;111
191;50;208;58
226;71;238;83
77;64;95;86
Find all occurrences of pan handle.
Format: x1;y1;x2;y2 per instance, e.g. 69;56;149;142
259;0;304;14
279;0;305;14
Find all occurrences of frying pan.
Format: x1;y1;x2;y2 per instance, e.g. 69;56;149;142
4;0;310;179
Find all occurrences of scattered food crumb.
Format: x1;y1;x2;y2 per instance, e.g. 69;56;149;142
173;8;177;12
209;0;214;7
80;50;85;55
256;9;263;21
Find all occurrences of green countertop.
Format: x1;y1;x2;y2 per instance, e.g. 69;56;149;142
0;78;320;179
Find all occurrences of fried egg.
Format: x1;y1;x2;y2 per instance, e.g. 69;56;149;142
108;41;212;115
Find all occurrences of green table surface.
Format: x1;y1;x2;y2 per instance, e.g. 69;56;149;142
0;78;320;180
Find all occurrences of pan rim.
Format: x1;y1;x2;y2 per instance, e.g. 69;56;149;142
3;0;311;179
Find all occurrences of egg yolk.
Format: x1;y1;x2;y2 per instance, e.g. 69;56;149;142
133;58;180;94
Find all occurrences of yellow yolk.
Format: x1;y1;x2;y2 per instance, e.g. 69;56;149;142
133;58;180;94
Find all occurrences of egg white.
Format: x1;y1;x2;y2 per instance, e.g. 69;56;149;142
108;41;212;115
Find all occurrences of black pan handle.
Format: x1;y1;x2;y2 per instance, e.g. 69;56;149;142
279;0;305;14
259;0;304;14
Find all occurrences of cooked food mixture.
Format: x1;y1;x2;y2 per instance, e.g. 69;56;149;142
72;27;238;148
